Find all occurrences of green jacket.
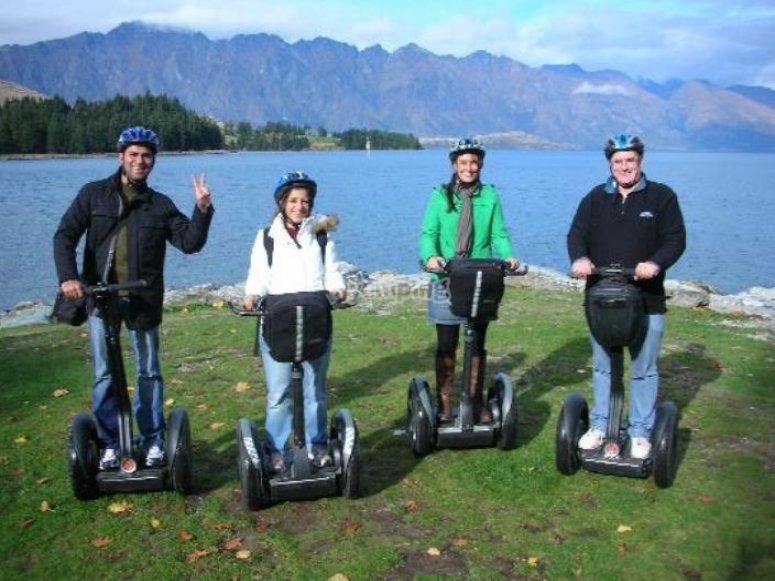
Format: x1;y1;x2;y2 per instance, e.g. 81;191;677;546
418;183;514;277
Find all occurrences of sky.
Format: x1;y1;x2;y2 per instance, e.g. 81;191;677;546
2;0;774;90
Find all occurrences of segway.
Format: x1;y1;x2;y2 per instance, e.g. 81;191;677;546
235;291;360;510
67;280;193;500
407;258;527;456
555;266;679;488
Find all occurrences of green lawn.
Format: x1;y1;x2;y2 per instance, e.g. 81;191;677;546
1;285;773;580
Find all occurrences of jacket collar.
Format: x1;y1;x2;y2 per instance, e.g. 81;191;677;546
604;173;647;195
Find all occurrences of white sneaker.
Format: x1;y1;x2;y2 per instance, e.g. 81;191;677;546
145;444;165;467
630;437;652;459
99;448;119;470
578;428;605;450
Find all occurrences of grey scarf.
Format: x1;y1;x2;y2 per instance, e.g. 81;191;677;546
454;182;479;257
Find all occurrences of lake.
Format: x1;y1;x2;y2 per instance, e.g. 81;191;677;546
1;149;773;311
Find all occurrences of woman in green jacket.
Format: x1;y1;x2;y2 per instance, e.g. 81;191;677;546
418;138;519;423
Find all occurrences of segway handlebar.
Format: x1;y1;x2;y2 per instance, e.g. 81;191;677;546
590;266;637;278
421;258;528;276
84;280;148;294
230;291;348;317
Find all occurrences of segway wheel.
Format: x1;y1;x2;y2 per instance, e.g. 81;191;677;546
331;409;361;499
652;401;679;488
166;407;193;495
490;372;517;450
407;378;434;457
236;418;265;510
555;394;589;475
67;413;100;500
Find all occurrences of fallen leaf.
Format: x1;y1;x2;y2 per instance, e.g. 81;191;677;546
107;500;133;515
13;435;28;444
254;522;270;533
616;525;632;533
403;500;420;512
235;549;251;560
527;556;540;567
208;422;225;430
339;521;360;534
427;547;441;556
91;536;113;548
19;518;34;529
40;500;52;512
149;517;161;529
169;378;183;385
233;381;251;393
165;398;175;406
36;477;50;485
328;575;349;581
52;389;70;398
710;360;724;369
222;537;243;551
186;548;213;562
211;522;233;531
452;537;469;547
178;530;194;541
196;403;208;410
617;540;628;554
696;494;714;504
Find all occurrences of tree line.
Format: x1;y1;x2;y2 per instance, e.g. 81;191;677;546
0;93;421;155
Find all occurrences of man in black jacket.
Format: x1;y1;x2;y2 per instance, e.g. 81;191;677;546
567;133;686;460
54;126;214;470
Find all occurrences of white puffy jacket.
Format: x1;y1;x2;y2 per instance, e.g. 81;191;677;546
244;213;345;297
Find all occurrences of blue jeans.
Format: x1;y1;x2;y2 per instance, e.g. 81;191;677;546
259;334;331;453
88;298;165;450
589;314;665;438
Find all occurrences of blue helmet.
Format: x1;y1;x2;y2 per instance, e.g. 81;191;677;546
449;137;485;161
117;126;160;153
604;133;644;160
273;171;317;204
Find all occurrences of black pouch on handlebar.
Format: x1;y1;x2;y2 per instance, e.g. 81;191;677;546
446;258;505;321
585;278;646;347
260;291;332;363
52;292;88;326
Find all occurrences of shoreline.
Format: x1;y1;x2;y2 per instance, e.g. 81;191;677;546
2;265;774;338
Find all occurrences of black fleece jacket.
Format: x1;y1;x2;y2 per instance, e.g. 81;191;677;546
567;178;686;314
53;169;214;329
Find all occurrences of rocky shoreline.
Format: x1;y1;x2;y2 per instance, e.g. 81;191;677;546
2;264;774;340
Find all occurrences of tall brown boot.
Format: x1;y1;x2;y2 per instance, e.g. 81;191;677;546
435;355;455;422
469;351;491;423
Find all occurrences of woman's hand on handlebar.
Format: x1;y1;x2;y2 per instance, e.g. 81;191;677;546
503;258;520;271
243;295;259;312
425;256;446;273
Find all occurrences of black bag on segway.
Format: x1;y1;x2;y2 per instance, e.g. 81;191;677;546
261;291;332;363
446;258;505;321
584;278;646;347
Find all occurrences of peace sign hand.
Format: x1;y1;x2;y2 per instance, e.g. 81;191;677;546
192;173;212;212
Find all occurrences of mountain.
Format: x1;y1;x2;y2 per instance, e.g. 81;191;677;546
0;79;47;104
1;21;774;151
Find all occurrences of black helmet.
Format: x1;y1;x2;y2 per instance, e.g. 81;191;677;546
117;126;160;153
273;171;317;205
604;133;644;160
449;137;485;162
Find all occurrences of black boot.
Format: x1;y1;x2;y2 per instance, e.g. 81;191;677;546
469;351;491;423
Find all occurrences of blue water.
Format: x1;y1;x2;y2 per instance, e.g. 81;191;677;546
1;150;772;311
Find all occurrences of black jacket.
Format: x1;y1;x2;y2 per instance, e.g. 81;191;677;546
567;178;686;314
53;169;214;329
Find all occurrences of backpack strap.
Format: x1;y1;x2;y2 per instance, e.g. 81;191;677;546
263;228;327;269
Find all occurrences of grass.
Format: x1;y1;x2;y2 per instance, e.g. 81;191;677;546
1;284;773;580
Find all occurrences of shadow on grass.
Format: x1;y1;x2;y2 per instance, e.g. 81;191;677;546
514;336;590;448
659;342;722;473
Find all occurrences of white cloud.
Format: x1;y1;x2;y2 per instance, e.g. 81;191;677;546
572;82;632;96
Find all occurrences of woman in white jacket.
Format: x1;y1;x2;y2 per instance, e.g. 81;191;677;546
243;171;347;473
